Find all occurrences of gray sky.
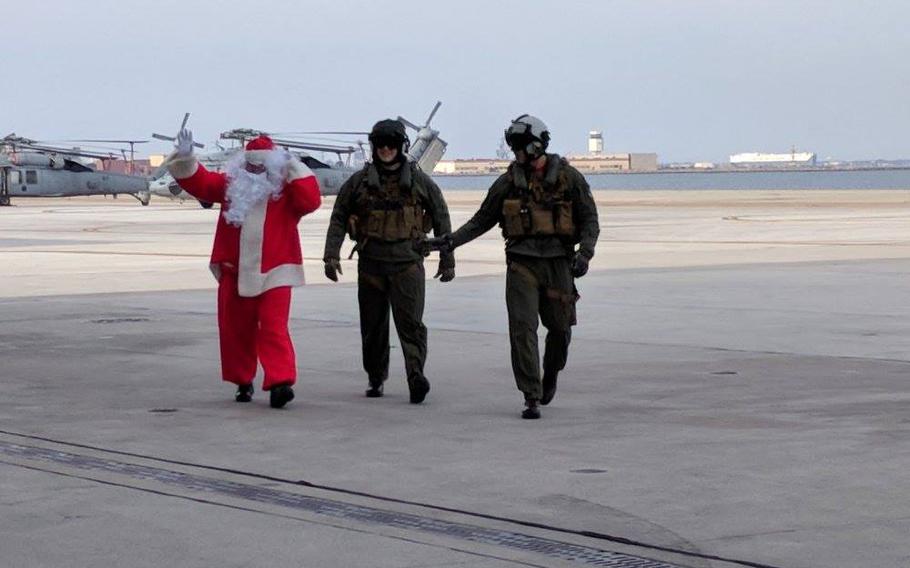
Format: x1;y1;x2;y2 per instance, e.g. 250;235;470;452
3;0;908;162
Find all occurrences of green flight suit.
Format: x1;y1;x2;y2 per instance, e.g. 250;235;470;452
450;154;599;400
324;161;453;387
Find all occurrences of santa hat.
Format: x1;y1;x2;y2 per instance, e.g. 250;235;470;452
245;135;275;165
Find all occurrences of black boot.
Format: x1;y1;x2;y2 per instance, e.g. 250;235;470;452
365;382;384;398
235;384;254;403
540;371;558;406
408;375;430;404
522;399;541;420
269;384;295;409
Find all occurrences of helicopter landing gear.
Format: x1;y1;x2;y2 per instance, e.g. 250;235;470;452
132;191;151;206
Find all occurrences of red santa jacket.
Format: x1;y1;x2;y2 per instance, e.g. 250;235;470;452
166;153;322;297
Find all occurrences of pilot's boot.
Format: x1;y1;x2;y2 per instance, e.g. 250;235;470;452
365;380;384;398
235;384;254;403
269;384;295;409
521;399;541;420
407;375;430;404
540;370;558;406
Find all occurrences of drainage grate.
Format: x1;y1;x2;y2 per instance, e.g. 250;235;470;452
90;317;150;324
1;441;686;568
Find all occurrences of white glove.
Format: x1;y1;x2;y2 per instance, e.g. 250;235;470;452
175;128;194;157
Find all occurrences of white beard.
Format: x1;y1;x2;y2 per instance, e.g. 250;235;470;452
222;150;290;226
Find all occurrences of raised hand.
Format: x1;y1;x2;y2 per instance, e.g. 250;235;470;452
175;128;194;157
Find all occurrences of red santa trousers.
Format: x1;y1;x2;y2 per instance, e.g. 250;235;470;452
217;267;296;391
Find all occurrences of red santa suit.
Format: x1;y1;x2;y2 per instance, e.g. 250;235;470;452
165;136;322;391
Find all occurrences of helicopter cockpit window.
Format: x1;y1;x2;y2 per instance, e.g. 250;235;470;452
9;171;21;185
25;170;38;184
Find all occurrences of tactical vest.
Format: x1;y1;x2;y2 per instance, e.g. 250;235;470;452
348;163;432;242
500;157;577;239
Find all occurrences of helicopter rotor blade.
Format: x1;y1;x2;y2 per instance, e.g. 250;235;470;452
18;142;120;161
51;139;149;144
277;131;371;136
151;132;203;148
270;138;356;154
424;101;442;127
396;116;420;131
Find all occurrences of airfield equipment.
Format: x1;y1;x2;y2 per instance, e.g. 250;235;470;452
148;102;447;206
0;134;151;206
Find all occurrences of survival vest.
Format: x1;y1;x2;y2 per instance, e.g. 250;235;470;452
348;162;433;243
500;156;577;239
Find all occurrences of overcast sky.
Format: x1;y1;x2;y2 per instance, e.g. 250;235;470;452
3;0;908;162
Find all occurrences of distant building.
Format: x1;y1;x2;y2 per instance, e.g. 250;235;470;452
587;131;604;154
730;150;817;167
567;153;658;172
92;158;156;176
433;158;512;175
433;152;658;175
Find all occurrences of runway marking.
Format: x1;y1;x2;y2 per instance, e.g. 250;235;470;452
0;429;789;568
0;439;690;568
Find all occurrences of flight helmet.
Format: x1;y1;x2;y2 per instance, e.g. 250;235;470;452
504;114;550;159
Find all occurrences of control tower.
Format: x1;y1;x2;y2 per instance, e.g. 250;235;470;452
587;130;603;154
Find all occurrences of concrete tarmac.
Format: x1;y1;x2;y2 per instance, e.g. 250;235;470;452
1;191;909;567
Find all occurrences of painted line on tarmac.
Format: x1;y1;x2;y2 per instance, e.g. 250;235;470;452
0;429;784;568
0;438;690;568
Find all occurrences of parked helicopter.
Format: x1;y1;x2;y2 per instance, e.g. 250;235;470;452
148;102;448;206
0;135;152;206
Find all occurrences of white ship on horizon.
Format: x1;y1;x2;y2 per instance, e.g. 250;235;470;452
730;149;817;166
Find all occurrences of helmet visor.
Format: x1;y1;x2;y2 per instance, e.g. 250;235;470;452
371;135;399;149
506;133;535;152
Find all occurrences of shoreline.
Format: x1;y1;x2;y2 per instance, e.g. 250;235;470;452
432;165;910;177
1;190;908;298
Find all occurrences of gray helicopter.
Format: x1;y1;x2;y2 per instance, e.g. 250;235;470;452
149;102;447;207
0;135;152;207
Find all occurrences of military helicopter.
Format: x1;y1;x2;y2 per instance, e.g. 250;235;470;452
0;134;152;207
148;102;448;207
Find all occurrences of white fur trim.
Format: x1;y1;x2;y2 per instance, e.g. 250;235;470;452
163;151;199;180
236;199;305;297
286;157;314;182
244;149;272;165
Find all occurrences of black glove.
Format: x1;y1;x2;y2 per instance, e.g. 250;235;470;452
434;251;455;282
571;252;590;278
324;258;342;282
425;234;454;254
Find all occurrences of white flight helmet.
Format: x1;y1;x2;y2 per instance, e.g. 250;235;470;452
504;114;550;158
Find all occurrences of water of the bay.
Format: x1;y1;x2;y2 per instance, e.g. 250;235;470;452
433;169;910;191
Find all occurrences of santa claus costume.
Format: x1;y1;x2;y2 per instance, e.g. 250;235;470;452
165;134;322;408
